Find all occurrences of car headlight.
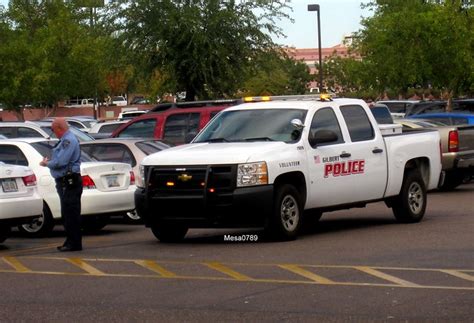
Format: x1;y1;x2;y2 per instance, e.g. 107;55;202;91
138;164;145;188
237;162;268;187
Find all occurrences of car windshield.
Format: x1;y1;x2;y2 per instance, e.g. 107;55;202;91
194;109;307;143
40;125;94;141
31;141;94;162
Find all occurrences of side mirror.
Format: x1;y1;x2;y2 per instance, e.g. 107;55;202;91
309;129;338;147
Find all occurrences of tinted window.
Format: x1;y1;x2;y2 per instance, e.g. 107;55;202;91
340;105;374;142
163;113;200;145
99;123;122;133
0;127;15;138
81;144;135;166
17;127;44;138
118;119;157;138
369;105;394;124
0;145;28;166
31;141;93;162
309;108;344;147
384;102;406;113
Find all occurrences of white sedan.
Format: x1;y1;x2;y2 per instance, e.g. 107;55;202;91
0;139;137;236
0;162;43;242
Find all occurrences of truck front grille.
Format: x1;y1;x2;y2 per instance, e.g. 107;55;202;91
147;165;236;197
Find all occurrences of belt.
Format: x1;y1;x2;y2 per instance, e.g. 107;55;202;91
55;173;81;183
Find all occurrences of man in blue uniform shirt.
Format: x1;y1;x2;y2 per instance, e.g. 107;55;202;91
40;118;83;251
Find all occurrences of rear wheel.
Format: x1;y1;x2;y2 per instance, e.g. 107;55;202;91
266;184;302;240
392;169;427;223
19;202;55;237
150;222;188;242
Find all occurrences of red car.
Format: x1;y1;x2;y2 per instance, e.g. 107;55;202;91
111;100;240;145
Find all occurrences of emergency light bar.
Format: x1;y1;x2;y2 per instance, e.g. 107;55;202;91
243;94;335;103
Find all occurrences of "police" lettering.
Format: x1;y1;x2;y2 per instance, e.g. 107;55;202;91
324;160;365;178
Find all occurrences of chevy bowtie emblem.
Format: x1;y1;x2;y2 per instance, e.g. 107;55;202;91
178;173;192;182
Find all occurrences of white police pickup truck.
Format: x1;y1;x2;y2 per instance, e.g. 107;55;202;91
136;96;443;241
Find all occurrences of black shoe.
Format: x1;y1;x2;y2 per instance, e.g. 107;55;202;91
57;245;82;252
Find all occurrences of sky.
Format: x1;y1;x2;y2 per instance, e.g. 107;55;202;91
0;0;372;49
272;0;372;48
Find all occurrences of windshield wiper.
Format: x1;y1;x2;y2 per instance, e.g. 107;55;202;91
202;138;229;143
244;137;274;142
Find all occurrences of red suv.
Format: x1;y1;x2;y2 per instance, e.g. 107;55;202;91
111;100;240;145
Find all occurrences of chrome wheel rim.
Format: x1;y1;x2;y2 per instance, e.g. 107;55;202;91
280;194;299;231
21;213;44;233
408;182;423;214
126;209;141;221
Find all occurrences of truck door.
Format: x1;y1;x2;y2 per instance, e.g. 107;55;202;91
305;106;387;208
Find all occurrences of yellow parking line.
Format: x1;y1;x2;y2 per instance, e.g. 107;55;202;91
66;258;105;276
440;269;474;282
204;262;252;281
2;256;31;272
279;264;334;284
355;266;420;287
134;260;177;278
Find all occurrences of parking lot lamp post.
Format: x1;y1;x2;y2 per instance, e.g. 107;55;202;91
308;4;323;93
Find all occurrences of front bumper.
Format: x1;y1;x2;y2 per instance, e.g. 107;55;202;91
135;184;274;228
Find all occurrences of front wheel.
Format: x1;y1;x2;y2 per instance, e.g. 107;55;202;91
266;184;303;240
392;169;427;223
82;216;109;233
18;202;55;237
151;222;188;242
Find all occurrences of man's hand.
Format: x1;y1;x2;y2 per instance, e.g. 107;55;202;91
40;157;49;167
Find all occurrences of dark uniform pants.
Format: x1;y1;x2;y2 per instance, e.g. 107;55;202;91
56;174;83;248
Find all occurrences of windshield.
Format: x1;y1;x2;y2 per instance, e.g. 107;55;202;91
31;141;94;162
194;109;307;143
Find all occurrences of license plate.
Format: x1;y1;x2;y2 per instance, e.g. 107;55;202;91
106;175;119;188
2;179;18;193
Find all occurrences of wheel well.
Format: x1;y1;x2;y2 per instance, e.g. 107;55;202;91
404;157;430;185
273;171;307;205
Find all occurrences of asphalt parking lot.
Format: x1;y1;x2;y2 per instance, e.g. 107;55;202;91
1;183;473;322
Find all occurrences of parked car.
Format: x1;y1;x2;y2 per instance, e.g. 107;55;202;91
80;138;172;221
88;120;129;139
375;100;420;118
111;99;241;145
395;118;474;189
0;162;43;243
0;121;94;142
0;138;137;236
28;121;95;141
41;117;98;133
410;113;474;125
112;96;128;106
406;99;474;116
117;110;148;121
64;98;95;108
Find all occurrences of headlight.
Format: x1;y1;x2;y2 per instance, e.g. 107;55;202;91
138;164;145;188
237;162;268;187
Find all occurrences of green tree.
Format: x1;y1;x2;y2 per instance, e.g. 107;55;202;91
113;0;291;101
356;0;474;106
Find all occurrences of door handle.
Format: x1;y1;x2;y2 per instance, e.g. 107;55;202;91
372;148;384;154
339;152;351;158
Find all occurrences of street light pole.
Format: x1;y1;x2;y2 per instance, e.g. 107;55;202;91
308;4;323;93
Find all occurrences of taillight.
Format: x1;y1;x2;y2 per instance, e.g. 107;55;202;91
22;174;37;186
82;175;96;189
130;171;135;185
448;131;459;152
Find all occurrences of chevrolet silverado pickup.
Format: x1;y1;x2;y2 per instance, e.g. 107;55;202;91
136;96;443;241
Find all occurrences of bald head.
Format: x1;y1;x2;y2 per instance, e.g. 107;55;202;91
52;117;69;138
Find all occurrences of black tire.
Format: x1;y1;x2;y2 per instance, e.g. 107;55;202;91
392;169;427;223
439;172;464;191
0;226;10;243
150;222;188;242
18;202;55;237
82;215;109;233
266;184;303;241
